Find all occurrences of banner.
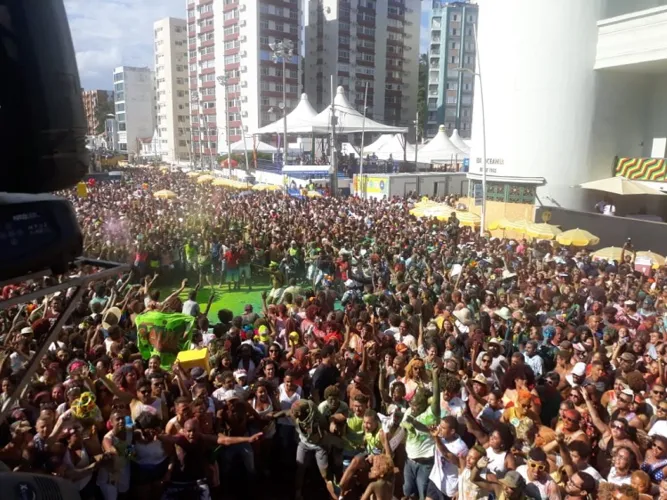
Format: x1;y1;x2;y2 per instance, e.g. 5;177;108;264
135;311;196;369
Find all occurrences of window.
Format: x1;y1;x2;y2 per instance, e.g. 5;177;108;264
446;96;457;104
452;14;458;21
114;82;124;92
450;56;459;64
179;140;187;147
339;50;349;60
451;28;457;36
198;3;213;13
223;9;238;21
224;54;240;64
119;143;127;151
115;91;124;101
275;83;283;92
187;8;195;18
115;103;125;112
260;36;269;45
118;122;126;131
274;22;284;32
203;102;215;109
116;112;126;122
224;26;239;36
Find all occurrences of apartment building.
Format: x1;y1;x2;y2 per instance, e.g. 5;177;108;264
186;0;302;158
112;66;156;154
154;17;191;162
304;0;420;127
81;90;114;136
426;0;477;139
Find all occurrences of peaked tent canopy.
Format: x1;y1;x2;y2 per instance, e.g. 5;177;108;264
255;93;319;135
450;129;471;155
417;125;466;163
372;134;416;161
363;134;394;154
307;86;408;134
230;138;277;154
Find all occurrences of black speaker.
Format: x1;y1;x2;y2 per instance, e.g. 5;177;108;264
0;0;89;194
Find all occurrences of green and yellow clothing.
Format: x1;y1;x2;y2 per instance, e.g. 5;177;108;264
344;415;365;453
364;428;383;455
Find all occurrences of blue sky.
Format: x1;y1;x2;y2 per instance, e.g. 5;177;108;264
66;0;432;90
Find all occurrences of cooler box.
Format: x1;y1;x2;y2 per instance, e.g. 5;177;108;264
177;348;210;373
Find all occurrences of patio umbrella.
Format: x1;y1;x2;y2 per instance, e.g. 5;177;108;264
409;203;456;220
454;210;481;228
592;246;624;262
187;171;200;177
212;178;231;187
306;190;323;198
635;251;665;268
197;175;215;183
153;189;177;199
556;228;600;247
252;184;281;191
488;218;514;231
524;223;562;240
579;177;664;195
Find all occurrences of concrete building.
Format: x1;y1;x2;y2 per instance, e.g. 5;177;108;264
113;66;156;154
467;0;667;211
81;90;113;136
426;0;477;139
304;0;420;128
187;0;302;160
154;17;191;162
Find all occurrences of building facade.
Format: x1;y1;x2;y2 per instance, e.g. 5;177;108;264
468;0;667;211
426;0;477;139
304;0;420;128
186;0;302;161
81;90;113;136
154;17;191;162
113;66;156;154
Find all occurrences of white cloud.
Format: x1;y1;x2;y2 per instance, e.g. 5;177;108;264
64;0;184;89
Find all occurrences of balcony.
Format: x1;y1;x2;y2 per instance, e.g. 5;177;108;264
595;5;667;72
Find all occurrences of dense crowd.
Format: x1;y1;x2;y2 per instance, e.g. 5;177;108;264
1;167;667;500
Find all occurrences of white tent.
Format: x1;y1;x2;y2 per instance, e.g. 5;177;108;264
449;129;471;155
230;138;277;154
363;134;394;154
417;125;466;163
371;134;416;161
255;93;318;135
308;86;408;134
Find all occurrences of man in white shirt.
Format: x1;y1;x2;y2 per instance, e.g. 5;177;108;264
427;415;468;500
524;340;544;378
181;289;200;317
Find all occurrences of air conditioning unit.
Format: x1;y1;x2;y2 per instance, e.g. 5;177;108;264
240;36;247;42
241;96;248;102
240;4;246;11
241;81;248;87
240;20;246;27
241;51;247;57
242;111;248;117
241;66;248;73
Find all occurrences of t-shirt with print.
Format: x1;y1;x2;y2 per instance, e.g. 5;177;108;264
401;407;437;460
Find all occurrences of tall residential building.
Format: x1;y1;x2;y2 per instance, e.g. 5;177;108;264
426;0;477;139
304;0;420;127
186;0;302;159
468;0;667;210
113;66;156;154
154;17;190;162
81;90;113;136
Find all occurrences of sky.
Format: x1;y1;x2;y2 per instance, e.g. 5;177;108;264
66;0;433;90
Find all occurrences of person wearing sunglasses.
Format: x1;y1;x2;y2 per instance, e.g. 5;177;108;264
648;403;667;439
564;471;597;500
648;384;666;417
640;435;667;484
514;447;560;500
606;446;635;486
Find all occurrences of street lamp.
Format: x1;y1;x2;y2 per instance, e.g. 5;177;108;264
456;26;485;236
216;75;234;175
270;39;294;166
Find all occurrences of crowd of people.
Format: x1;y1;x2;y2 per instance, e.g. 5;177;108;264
1;167;667;500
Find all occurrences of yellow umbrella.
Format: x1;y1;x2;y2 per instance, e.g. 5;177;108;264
592;246;624;262
524;223;562;240
252;183;281;191
212;178;231;187
306;190;323;198
187;171;200;177
153;189;177;199
488;218;514;231
635;251;665;269
197;175;215;183
504;219;531;232
454;210;481;227
556;228;600;247
409;204;455;219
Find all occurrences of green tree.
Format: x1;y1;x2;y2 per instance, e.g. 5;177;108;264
416;53;428;141
94;96;114;135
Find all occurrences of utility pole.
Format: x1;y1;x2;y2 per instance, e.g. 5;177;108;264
329;76;338;196
216;75;233;176
270;39;294;169
414;108;419;165
359;81;369;198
